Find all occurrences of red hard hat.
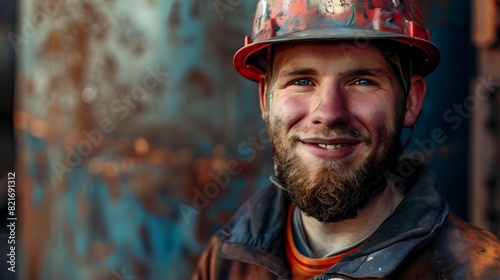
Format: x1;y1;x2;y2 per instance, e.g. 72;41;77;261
234;0;440;82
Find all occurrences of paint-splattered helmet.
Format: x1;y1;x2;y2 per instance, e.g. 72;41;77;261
233;0;440;82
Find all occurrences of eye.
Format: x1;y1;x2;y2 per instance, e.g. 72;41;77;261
354;79;373;86
293;78;313;86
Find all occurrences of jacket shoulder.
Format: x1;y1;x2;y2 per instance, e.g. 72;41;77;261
191;184;289;280
432;213;500;279
191;236;280;280
217;184;288;244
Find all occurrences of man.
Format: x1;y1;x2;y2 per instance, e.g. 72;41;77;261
193;0;500;279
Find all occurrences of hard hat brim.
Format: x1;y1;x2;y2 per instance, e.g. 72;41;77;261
233;28;440;82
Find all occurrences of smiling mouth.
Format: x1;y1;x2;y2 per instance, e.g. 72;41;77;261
317;143;348;150
298;137;361;159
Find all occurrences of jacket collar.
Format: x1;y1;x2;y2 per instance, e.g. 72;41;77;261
216;163;449;278
215;182;290;277
331;166;449;278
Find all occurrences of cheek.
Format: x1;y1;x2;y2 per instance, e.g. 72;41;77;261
364;109;398;150
357;96;398;130
271;96;309;129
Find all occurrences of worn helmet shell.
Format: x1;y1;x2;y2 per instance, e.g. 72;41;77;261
234;0;440;82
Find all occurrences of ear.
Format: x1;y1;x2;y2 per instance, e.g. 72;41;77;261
259;76;269;119
403;75;426;127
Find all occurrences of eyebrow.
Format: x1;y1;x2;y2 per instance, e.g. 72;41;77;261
277;67;318;78
339;68;392;77
277;66;318;77
276;67;392;78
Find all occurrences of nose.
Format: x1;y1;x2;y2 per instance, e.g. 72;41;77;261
308;84;350;127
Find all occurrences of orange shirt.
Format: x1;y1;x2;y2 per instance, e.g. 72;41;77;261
285;205;362;280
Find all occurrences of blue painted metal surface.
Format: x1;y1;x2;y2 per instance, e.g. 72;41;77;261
16;0;270;279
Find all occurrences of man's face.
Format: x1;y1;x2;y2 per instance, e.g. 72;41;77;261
262;41;405;223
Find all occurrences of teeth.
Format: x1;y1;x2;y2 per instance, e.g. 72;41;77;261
318;144;346;150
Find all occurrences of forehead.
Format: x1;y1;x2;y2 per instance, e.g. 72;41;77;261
272;41;390;74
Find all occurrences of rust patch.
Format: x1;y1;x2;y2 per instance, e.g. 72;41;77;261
186;68;213;98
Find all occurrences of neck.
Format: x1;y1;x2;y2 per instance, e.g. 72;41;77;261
300;182;404;257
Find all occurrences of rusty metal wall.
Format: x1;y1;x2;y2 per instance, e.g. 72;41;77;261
471;0;500;235
16;0;270;279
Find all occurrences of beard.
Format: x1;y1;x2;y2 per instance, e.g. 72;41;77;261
266;116;403;223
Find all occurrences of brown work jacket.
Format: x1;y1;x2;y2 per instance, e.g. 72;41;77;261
192;166;500;279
